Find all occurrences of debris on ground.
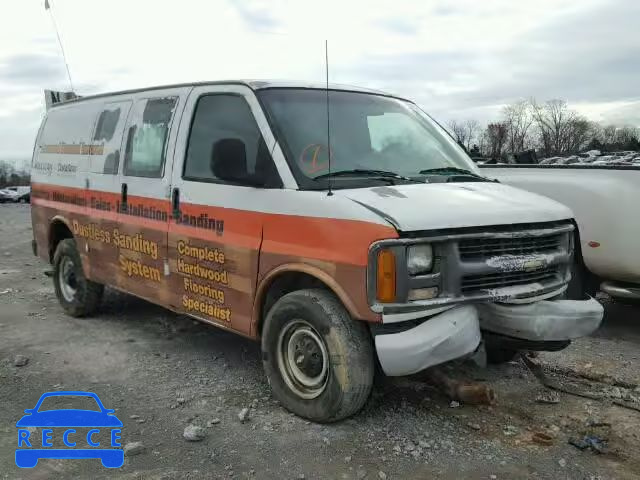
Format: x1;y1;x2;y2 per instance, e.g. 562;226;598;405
531;432;554;446
123;441;145;456
207;418;221;427
183;424;206;442
449;400;461;408
13;354;29;367
426;367;496;405
535;390;560;404
238;407;250;423
569;436;606;454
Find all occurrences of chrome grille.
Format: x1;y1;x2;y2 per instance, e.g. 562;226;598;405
461;267;560;293
458;234;564;260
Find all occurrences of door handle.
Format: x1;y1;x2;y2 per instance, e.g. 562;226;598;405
121;183;128;207
172;187;180;219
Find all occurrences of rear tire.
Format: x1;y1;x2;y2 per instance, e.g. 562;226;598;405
53;238;103;317
261;289;374;422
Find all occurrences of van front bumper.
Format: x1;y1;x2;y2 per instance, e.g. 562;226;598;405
374;305;481;376
476;297;603;341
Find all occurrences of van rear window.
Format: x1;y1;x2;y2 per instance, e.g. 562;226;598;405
124;97;177;178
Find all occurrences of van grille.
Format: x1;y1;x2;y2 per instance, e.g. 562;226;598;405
458;234;564;260
461;267;560;293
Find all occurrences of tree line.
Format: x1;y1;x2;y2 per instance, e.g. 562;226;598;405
0;161;30;188
446;99;640;160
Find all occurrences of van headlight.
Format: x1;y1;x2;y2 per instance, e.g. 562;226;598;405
407;244;433;275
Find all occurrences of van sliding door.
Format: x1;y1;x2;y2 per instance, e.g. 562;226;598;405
115;89;187;303
84;100;132;285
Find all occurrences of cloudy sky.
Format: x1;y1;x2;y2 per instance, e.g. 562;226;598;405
1;0;639;165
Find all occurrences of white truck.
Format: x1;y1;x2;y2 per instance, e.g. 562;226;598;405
480;164;640;302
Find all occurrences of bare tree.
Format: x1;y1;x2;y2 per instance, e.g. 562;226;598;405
602;125;617;145
486;123;507;159
464;119;480;151
503;100;533;154
447;120;468;149
564;118;595;153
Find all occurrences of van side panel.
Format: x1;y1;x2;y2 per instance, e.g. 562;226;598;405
82;100;132;286
31;102;97;266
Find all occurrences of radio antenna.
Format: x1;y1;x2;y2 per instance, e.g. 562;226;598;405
45;0;75;92
325;39;333;196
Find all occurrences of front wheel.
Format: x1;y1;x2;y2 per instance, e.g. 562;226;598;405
261;289;374;422
53;238;104;317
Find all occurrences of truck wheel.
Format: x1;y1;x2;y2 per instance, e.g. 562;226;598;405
261;289;374;422
53;238;103;317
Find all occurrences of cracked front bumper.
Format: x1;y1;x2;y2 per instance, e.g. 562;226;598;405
374;305;481;376
476;297;604;342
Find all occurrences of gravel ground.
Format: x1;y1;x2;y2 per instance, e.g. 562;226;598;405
1;203;639;480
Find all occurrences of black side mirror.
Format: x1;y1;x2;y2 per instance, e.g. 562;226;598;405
211;138;264;187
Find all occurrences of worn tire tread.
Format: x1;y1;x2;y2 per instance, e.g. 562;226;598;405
53;238;103;317
262;288;374;422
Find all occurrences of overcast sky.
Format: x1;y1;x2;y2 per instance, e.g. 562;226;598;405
1;0;638;165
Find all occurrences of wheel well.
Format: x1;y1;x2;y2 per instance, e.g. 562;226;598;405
570;220;600;295
49;220;73;262
258;272;327;334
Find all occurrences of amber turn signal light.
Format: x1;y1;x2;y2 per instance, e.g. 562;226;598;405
376;249;396;303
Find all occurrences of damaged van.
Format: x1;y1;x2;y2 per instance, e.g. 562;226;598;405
31;81;603;422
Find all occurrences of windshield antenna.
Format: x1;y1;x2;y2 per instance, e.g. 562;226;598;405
325;39;333;196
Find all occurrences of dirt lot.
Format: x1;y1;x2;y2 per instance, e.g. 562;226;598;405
1;203;639;479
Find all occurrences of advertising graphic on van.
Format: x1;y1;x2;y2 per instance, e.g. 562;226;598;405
15;391;124;469
30;80;604;422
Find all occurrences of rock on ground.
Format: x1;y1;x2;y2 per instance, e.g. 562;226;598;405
124;441;145;456
13;354;29;367
183;424;206;442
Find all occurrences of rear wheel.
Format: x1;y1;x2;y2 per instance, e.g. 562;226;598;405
261;289;374;422
53;238;103;317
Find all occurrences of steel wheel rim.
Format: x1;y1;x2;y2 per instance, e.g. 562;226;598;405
58;256;78;302
276;320;329;399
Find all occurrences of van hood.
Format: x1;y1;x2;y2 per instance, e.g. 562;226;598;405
335;182;573;232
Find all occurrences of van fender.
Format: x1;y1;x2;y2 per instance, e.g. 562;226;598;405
251;263;365;338
48;215;90;278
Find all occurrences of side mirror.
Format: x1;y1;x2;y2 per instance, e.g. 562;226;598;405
211;138;264;187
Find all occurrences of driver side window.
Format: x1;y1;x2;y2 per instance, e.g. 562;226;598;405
183;94;281;188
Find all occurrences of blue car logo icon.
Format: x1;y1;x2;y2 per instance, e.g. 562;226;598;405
16;391;123;468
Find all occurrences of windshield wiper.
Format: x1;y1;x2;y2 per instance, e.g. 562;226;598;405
314;169;412;181
418;167;485;178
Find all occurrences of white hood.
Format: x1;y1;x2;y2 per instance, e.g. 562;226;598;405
336;182;574;232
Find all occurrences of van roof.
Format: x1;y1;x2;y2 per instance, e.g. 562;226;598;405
50;80;409;108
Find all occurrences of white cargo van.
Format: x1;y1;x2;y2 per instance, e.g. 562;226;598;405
31;81;603;421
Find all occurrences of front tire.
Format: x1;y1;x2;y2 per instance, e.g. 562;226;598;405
53;238;104;317
261;289;374;422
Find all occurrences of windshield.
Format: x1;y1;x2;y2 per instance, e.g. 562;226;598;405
37;395;101;412
258;88;478;189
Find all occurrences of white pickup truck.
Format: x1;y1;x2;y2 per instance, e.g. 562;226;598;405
480;164;640;302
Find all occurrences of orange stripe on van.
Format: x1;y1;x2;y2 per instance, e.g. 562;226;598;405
40;144;105;155
31;183;397;266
